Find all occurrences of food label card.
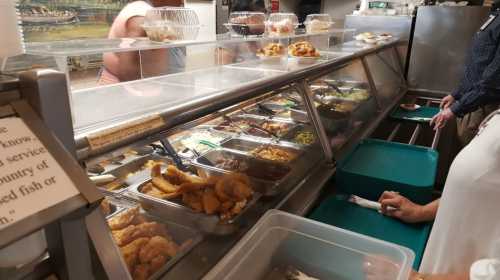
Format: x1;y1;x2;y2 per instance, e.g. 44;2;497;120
0;117;79;230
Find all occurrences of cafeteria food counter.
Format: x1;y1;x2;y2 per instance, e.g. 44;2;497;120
4;35;406;279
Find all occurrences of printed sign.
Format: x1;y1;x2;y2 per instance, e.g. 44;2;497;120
0;117;79;230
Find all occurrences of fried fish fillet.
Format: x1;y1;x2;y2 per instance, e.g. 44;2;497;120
120;237;150;272
164;165;205;185
108;207;140;230
142;182;180;200
151;164;178;193
112;222;169;247
138;236;179;264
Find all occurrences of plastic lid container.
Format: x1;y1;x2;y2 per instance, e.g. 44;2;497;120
204;210;414;280
226;11;266;37
143;7;200;42
265;13;299;37
304;14;334;34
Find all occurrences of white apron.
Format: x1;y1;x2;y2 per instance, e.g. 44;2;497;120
419;113;500;275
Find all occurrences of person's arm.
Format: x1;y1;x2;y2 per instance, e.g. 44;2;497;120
450;28;500;117
378;191;439;223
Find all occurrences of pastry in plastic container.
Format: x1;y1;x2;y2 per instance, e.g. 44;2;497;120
142;7;200;42
265;13;299;37
225;12;266;37
304;14;334;34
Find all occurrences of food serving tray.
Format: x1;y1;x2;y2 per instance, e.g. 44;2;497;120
281;124;318;146
169;128;231;159
126;179;261;236
100;154;176;193
192;148;292;197
212;115;299;140
106;206;203;279
220;136;304;163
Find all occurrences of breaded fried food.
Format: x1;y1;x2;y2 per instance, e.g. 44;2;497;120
202;188;221;215
138;236;179;264
100;198;112;216
112;222;169;247
151;164;178;193
177;182;209;194
120;237;150;272
215;174;253;202
108;207;140;230
164;165;205;185
182;191;204;212
150;254;168;272
133;264;150;280
142;182;180;200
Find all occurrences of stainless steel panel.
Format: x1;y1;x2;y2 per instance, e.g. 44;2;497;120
408;6;490;94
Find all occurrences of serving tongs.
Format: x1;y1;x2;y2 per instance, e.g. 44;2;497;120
223;115;280;140
159;138;189;171
257;103;277;117
324;81;354;95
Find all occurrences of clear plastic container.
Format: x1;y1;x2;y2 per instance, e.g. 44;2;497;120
265;13;299;37
143;7;200;42
225;11;266;37
204;210;414;280
304;14;334;34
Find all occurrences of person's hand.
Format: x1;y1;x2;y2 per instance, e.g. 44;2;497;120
430;108;455;130
378;191;425;223
440;95;455;109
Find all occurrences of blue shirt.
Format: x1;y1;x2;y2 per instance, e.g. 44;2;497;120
451;10;500;117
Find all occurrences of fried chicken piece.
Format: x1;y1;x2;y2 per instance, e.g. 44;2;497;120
133;263;150;280
202;188;221;215
151;164;178;193
164;165;205;185
215;174;253;202
108;207;140;230
182;191;203;212
112;222;169;246
231;199;247;215
138;236;179;264
177;182;209;194
220;201;235;212
120;237;150;272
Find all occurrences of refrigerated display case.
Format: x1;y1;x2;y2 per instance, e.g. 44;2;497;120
2;30;408;279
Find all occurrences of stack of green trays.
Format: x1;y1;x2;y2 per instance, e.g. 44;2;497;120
336;139;438;204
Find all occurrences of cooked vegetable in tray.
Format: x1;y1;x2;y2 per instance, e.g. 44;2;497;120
250;146;297;163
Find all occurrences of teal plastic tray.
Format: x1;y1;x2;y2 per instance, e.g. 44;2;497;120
390;106;440;123
309;195;431;270
336;139;438;204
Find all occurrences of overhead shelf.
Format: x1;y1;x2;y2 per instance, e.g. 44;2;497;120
25;29;356;57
